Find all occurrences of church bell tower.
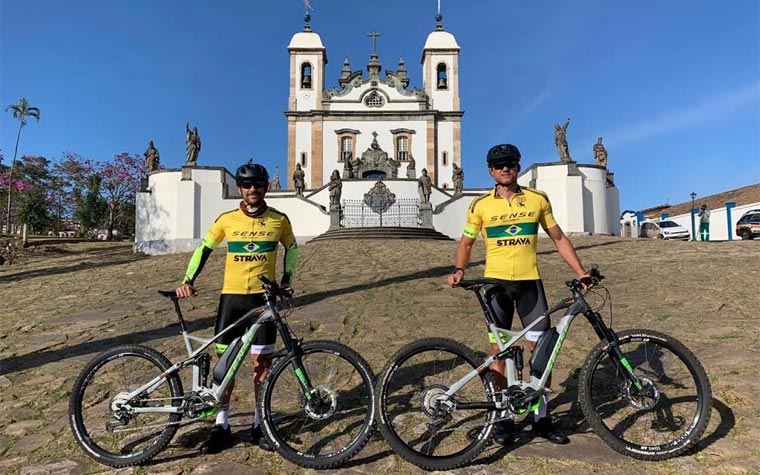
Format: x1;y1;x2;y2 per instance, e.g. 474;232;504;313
287;13;328;189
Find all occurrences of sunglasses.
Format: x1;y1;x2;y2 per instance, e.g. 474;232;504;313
238;180;268;189
491;161;519;170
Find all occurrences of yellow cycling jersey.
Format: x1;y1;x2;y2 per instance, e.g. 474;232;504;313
463;186;557;280
183;206;297;294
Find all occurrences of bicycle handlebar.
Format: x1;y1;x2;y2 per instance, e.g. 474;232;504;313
565;265;604;291
458;265;605;293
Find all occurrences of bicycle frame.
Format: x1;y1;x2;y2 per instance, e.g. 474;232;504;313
443;281;645;412
118;292;315;416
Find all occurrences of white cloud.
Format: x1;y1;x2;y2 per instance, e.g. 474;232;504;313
604;83;760;146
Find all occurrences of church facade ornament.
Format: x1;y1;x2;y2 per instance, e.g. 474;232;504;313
363;180;396;214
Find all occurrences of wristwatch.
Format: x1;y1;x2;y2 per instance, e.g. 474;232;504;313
453;267;465;275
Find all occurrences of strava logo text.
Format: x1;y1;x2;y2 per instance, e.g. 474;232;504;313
234;255;269;262
496;238;530;246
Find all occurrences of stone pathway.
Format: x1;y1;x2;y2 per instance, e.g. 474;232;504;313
1;238;758;474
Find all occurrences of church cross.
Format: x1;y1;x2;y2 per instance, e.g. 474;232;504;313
367;28;382;56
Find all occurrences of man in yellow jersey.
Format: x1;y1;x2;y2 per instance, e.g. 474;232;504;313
447;144;590;445
176;163;299;454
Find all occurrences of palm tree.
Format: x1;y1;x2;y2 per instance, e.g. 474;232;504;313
5;98;41;233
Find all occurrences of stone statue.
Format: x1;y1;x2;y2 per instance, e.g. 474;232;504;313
144;140;160;172
418;168;432;204
269;166;282;191
406;155;416;179
328;170;342;206
343;153;355;179
292;163;305;196
593;136;608;168
554;118;572;163
452;162;464;195
185;122;201;166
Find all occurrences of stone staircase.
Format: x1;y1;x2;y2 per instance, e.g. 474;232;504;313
309;227;453;242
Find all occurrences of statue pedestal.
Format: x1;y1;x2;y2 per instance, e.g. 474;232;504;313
420;203;433;229
181;165;194;181
329;204;342;230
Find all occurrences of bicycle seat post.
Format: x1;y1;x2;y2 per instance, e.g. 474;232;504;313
171;297;189;334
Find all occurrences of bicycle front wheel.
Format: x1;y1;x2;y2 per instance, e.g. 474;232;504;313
68;345;183;467
258;340;376;469
578;329;712;460
376;338;497;471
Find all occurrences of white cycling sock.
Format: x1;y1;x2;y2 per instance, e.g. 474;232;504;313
216;406;230;429
253;409;262;429
534;395;548;422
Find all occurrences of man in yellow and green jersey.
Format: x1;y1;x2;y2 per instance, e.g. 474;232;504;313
176;163;298;454
447;144;591;446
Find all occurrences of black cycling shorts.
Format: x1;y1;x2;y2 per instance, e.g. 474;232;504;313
483;279;549;343
214;293;276;355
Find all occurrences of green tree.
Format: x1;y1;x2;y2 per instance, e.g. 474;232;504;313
14;156;52;235
50;152;95;235
18;188;51;234
74;175;106;238
5;98;41;232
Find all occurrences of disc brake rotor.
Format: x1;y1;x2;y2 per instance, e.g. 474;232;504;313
304;385;337;420
625;377;660;410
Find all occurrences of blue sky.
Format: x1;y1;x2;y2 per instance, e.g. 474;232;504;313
2;0;758;211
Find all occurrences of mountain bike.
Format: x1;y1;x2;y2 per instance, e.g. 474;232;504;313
376;267;712;471
69;276;376;469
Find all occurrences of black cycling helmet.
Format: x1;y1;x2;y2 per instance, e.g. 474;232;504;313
235;163;269;185
486;144;521;166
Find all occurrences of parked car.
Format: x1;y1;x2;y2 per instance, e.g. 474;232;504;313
736;209;760;240
639;219;691;240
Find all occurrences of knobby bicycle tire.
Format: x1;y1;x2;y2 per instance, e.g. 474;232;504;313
578;329;711;460
376;337;497;471
258;340;376;469
69;344;184;467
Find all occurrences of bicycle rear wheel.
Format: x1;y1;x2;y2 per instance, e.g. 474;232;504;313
578;329;712;460
376;338;497;471
69;345;183;467
258;340;375;469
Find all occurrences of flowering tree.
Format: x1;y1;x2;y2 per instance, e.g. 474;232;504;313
98;153;146;240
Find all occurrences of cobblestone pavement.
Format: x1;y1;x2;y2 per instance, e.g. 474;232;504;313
1;237;758;475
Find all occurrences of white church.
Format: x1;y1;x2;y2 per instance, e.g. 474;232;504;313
135;13;620;255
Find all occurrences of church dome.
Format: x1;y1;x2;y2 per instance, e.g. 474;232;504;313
422;30;460;50
288;31;325;50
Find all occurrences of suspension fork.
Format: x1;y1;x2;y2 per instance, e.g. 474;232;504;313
583;310;645;391
273;315;315;400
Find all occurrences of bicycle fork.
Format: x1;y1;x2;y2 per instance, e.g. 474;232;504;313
584;310;645;392
274;318;315;401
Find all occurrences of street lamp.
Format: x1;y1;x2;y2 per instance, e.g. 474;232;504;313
690;192;697;240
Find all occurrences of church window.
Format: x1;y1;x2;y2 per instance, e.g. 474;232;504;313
300;152;307;167
442;183;449;189
397;136;409;161
341;136;353;163
301;63;312;89
436;63;448;90
364;93;384;107
442;151;448;166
